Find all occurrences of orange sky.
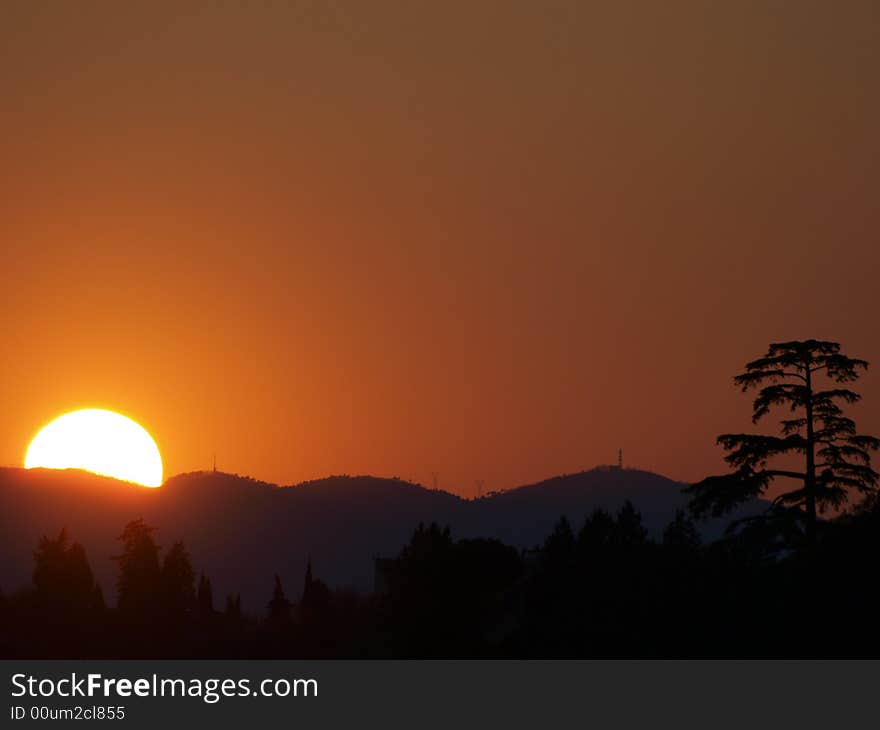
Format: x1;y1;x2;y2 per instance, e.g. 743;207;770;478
2;1;879;496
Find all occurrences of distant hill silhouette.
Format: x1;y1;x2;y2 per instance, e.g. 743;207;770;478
460;465;748;547
0;465;765;610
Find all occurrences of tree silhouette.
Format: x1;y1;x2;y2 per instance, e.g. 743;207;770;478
578;509;615;552
662;510;701;549
299;560;331;631
386;523;522;656
301;560;329;608
401;522;453;561
225;593;242;623
267;574;291;624
161;541;195;617
15;508;880;658
33;528;99;613
92;583;106;612
687;340;880;545
614;500;648;548
302;560;313;600
114;519;162;615
543;516;576;566
197;574;214;616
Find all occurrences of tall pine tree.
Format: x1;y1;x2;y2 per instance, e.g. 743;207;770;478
114;519;162;615
687;340;879;545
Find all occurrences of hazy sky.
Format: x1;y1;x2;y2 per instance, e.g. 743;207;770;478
2;1;878;495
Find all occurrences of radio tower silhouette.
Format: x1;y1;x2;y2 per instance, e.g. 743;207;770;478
618;448;623;469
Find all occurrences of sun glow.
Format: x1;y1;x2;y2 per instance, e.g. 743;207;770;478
24;409;163;487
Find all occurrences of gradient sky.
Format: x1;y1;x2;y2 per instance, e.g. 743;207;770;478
2;1;878;495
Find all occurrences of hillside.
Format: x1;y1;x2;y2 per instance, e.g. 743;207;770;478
0;468;464;609
462;466;745;547
0;465;765;609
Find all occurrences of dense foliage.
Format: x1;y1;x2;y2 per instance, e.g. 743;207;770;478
4;499;880;658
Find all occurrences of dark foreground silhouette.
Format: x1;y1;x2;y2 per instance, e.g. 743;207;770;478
0;465;763;604
3;500;880;659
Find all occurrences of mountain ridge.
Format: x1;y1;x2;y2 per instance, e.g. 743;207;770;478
0;465;765;609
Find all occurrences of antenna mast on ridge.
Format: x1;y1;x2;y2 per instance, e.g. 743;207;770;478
618;448;623;469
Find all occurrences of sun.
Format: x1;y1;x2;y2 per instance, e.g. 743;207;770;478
25;409;163;487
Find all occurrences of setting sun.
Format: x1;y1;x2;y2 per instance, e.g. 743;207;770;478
24;409;163;487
